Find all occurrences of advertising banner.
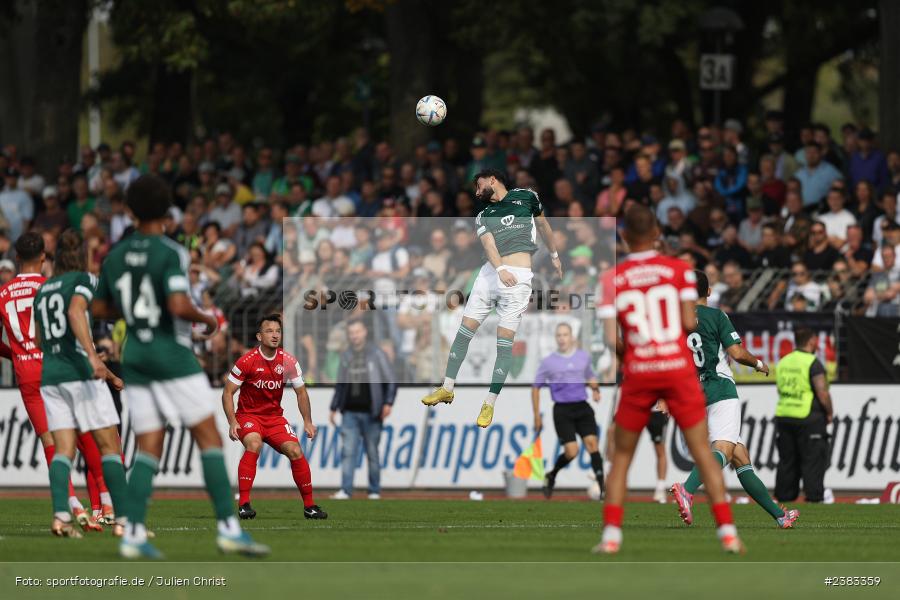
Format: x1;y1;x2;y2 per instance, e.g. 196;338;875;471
1;385;897;491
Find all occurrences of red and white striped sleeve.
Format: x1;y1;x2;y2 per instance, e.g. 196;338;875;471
284;352;305;388
228;354;249;386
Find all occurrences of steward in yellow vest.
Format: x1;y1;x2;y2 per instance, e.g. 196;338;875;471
773;328;833;503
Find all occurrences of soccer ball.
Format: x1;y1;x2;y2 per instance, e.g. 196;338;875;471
416;95;447;126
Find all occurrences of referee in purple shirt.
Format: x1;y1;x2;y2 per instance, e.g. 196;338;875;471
532;322;603;499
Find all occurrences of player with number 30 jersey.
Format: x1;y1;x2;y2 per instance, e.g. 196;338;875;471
592;205;742;556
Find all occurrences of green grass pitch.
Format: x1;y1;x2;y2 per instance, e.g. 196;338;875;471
1;498;899;599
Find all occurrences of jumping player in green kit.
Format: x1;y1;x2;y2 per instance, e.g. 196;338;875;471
421;168;563;427
670;269;800;529
92;174;269;559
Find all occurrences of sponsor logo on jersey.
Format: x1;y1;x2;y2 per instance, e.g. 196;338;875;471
501;215;515;226
253;379;283;390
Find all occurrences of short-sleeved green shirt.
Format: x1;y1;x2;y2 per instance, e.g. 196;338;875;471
36;271;97;386
94;232;202;384
686;304;741;405
475;188;543;256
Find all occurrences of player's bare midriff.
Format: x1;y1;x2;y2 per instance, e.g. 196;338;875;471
499;250;532;268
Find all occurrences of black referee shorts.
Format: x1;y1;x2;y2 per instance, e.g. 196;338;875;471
553;401;598;444
646;411;669;444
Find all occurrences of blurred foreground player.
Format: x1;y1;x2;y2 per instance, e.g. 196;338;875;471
35;230;130;538
671;269;799;528
92;174;268;559
594;205;743;555
0;232;110;532
531;322;604;499
222;314;326;520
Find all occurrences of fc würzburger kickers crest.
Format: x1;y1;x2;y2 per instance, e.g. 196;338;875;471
275;364;285;375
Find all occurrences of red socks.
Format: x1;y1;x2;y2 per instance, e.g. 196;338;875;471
291;456;315;508
603;504;624;528
77;433;106;510
238;451;259;505
711;502;734;527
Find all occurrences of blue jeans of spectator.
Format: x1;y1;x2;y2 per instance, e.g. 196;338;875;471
340;411;383;495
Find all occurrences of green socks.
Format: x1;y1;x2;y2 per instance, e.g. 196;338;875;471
201;448;235;520
101;454;130;521
684;449;727;494
445;325;476;379
49;454;73;516
127;451;159;527
489;338;514;394
736;464;785;519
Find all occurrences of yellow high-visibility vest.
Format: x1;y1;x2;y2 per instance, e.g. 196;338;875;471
775;350;817;419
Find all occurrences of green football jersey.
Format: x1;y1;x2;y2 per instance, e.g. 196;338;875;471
94;232;202;384
475;188;543;256
35;271;96;386
686;304;741;405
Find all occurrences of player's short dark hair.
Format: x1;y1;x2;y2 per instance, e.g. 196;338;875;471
794;327;816;349
54;229;85;275
695;269;709;298
472;168;508;188
623;204;658;241
258;314;282;330
126;174;172;222
14;231;45;262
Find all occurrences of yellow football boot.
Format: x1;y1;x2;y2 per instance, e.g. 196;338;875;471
476;403;494;428
421;387;454;406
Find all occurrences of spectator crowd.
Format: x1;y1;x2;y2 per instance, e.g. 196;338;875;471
3;110;900;383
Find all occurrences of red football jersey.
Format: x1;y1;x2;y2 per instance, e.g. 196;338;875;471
0;273;46;384
228;347;304;415
597;251;697;377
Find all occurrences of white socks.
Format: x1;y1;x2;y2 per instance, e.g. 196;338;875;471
217;516;241;537
717;524;737;540
485;392;499;407
68;496;83;511
100;492;112;506
54;511;71;523
125;522;148;545
442;377;455;392
601;525;623;545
